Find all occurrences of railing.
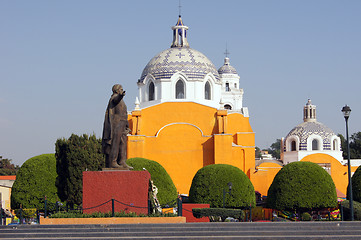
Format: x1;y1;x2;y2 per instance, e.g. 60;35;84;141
42;196;183;218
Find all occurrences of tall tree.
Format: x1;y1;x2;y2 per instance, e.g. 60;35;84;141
0;156;19;175
339;132;361;159
255;147;262;159
350;132;361;159
55;134;104;207
268;139;281;159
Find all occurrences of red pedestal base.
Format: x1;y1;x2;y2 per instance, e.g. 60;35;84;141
83;170;150;215
183;203;210;222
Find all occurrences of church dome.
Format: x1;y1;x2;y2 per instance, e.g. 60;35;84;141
283;99;339;152
218;57;237;75
139;16;220;83
139;47;220;83
285;121;335;150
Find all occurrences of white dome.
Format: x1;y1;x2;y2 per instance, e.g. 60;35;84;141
285;121;336;150
139;47;220;83
218;57;238;75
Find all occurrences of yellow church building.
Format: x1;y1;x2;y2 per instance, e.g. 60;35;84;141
127;16;255;195
126;15;358;197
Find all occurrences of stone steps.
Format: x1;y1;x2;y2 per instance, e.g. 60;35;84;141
1;222;361;239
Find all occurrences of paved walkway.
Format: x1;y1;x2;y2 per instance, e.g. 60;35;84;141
1;221;361;239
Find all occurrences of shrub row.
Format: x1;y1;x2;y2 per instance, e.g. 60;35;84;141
49;211;177;218
192;208;245;220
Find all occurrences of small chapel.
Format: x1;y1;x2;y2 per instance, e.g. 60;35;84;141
127;16;255;195
251;99;359;197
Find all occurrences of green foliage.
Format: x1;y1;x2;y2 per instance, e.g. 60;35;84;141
126;158;178;207
192;208;245;220
350;132;361;159
189;164;256;208
301;212;312;221
339;132;361;159
350;165;361;202
49;211;176;218
55;134;104;206
14;208;37;219
267;161;337;211
11;154;58;209
267;139;281;159
255;147;262;159
341;200;361;221
0;156;19;175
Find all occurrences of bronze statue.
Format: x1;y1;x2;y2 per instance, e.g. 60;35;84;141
102;84;133;169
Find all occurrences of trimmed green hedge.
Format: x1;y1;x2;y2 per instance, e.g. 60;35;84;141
267;161;337;211
341;200;361;221
11;154;58;209
127;158;177;207
49;211;176;218
192;208;245;220
188;164;256;208
350;166;361;202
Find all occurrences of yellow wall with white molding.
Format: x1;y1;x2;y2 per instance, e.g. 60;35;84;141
127;102;255;195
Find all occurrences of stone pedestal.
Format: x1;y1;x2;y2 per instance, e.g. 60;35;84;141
83;170;150;215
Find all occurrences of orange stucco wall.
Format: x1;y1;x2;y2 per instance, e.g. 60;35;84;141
251;154;357;197
251;162;283;196
127;102;255;195
126;102;355;198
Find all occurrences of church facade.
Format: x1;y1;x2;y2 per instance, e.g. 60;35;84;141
126;16;357;197
127;16;255;195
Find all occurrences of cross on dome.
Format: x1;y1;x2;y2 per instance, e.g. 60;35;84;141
224;44;230;58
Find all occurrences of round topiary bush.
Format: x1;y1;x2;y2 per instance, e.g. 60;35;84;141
188;164;256;208
266;161;337;211
11;154;58;209
127;157;178;207
350;165;361;202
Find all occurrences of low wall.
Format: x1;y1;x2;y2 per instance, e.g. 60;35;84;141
40;216;186;225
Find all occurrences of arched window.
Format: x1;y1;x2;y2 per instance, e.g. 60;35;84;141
176;80;185;99
312;139;319;150
224;104;232;110
333;139;338;151
291;141;296;151
225;82;230;92
205;81;211;100
148;81;155;101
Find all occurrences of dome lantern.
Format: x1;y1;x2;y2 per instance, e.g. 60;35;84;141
304;99;316;122
171;16;189;48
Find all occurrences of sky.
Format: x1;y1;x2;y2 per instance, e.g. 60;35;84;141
1;0;360;166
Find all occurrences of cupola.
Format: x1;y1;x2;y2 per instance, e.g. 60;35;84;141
304;99;316;122
171;16;189;48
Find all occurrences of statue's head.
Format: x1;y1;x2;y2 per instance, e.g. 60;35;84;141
112;84;125;95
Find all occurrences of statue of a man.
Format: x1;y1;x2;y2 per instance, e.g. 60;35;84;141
102;84;133;169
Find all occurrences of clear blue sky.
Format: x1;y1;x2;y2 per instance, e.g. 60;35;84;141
1;0;360;166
